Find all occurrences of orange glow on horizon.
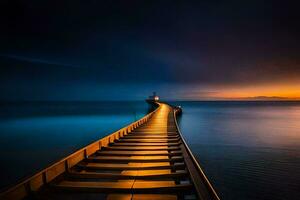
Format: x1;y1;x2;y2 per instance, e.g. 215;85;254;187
192;82;300;100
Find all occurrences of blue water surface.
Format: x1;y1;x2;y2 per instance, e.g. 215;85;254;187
175;101;300;200
0;101;148;189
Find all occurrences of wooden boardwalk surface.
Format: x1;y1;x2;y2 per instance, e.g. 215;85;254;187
1;103;220;200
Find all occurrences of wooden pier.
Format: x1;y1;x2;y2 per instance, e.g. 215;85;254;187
1;102;220;200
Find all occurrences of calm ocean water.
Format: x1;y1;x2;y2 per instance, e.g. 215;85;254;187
175;101;300;200
0;101;299;200
0;101;149;190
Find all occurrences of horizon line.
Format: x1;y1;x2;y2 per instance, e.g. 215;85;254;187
1;99;300;102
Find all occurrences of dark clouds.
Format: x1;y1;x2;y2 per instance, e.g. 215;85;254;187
0;0;300;100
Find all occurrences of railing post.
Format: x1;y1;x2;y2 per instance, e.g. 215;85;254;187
64;160;69;173
84;149;88;159
99;141;102;150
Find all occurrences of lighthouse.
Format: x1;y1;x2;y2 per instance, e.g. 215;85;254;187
146;92;160;103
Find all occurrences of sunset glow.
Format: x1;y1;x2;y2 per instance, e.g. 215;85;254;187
179;82;300;100
214;84;300;100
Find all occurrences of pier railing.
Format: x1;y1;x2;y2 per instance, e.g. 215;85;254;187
1;104;161;200
173;107;221;200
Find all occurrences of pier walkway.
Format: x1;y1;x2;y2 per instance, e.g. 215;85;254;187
1;103;220;200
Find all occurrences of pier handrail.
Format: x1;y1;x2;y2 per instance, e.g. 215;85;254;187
173;107;221;200
1;104;161;200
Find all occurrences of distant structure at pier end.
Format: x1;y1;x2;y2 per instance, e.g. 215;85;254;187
146;92;160;103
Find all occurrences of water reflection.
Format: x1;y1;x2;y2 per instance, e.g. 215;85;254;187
177;101;300;200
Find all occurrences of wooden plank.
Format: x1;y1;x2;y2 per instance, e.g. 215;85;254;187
103;146;180;151
124;136;179;139
68;150;85;168
52;180;192;193
29;173;44;191
96;150;182;156
53;180;135;190
111;143;180;146
131;134;179;136
107;194;132;200
132;194;178;200
107;194;178;200
87;155;183;163
77;162;185;170
86;142;100;157
67;170;187;179
118;139;179;143
45;161;66;183
131;131;178;134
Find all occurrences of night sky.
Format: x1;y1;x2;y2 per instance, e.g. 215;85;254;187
1;0;300;100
